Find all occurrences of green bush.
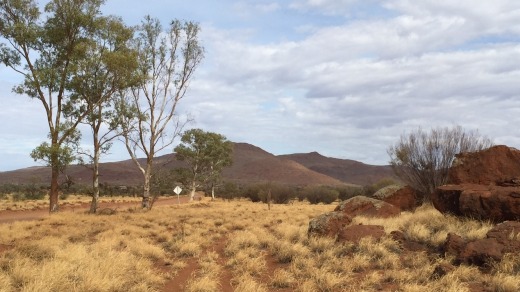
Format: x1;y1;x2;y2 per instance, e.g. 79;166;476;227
301;186;339;204
336;186;363;201
261;184;297;204
218;181;240;200
362;178;398;197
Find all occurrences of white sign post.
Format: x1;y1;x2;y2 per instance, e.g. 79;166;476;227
174;186;182;204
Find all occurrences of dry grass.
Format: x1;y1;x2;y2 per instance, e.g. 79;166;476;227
0;194;142;211
0;198;511;291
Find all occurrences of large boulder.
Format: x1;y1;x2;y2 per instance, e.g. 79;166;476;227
433;184;520;222
373;185;418;211
334;196;401;218
449;145;520;185
432;145;520;222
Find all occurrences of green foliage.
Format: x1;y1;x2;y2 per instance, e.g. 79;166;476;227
1;0;112;207
300;186;339;204
174;129;233;195
0;183;47;201
218;181;240;201
361;178;398;197
336;186;363;201
234;183;298;204
29;122;82;172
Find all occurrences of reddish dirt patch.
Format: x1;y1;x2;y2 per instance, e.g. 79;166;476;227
161;257;199;292
211;237;233;292
260;253;293;291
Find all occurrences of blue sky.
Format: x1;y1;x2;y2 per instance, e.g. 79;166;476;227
2;0;520;171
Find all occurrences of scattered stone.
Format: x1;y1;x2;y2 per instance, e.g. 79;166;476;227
457;238;503;266
443;233;466;257
441;224;520;269
485;221;520;254
336;224;385;243
334;196;401;218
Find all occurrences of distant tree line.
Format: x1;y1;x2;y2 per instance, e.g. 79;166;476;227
0;177;397;205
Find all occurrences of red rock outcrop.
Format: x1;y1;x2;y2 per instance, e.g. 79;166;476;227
373;185;419;211
449;145;520;185
432;145;520;222
441;221;520;268
334;196;401;218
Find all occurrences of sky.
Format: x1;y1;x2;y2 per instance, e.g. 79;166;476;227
2;0;520;171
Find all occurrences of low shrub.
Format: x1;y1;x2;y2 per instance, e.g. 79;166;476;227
300;186;339;204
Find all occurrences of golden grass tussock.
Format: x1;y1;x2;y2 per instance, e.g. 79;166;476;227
185;251;221;292
353;203;493;247
270;268;295;288
231;274;268;292
0;194;142;211
0;198;513;291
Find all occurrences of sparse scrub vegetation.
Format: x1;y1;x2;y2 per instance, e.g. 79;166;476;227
0;196;514;291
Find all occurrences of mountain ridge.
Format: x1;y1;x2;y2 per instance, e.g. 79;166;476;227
0;142;394;187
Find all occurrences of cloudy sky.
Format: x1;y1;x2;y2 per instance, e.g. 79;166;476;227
2;0;520;171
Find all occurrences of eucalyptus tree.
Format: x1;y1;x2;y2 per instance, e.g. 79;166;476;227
174;129;233;201
65;16;138;213
118;16;204;209
0;0;108;212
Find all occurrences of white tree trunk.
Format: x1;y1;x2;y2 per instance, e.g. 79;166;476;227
90;145;100;214
142;163;152;209
189;180;197;201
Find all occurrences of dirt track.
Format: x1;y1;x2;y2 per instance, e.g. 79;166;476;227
0;196;196;224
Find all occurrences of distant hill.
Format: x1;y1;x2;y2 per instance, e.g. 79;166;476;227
0;143;347;187
279;151;397;186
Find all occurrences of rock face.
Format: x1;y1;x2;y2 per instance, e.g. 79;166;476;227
373;185;418;211
334;196;401;218
449;145;520;185
432;145;520;222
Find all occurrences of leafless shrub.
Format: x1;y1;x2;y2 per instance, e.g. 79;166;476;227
388;126;493;201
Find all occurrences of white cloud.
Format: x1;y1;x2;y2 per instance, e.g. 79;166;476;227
2;0;520;170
